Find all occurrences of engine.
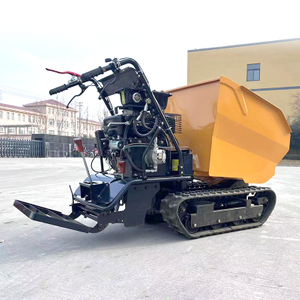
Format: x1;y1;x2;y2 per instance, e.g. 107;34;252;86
96;87;182;179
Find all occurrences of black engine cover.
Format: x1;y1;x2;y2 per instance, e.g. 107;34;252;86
103;115;125;137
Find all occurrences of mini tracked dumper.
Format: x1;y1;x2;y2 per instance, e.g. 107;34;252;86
14;57;291;238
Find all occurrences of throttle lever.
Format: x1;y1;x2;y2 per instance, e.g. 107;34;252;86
46;68;81;77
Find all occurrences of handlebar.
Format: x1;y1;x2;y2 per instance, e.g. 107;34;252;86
81;67;104;83
48;58;144;96
49;63;114;95
49;80;80;95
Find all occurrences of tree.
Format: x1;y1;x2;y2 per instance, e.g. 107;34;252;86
53;97;71;136
289;92;300;154
33;114;47;134
290;92;300;133
97;104;109;129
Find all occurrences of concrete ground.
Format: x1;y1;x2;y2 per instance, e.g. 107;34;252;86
0;158;299;300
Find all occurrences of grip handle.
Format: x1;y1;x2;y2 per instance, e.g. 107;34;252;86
81;67;103;82
49;84;67;95
74;138;84;152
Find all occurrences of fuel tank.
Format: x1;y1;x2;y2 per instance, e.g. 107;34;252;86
166;76;291;183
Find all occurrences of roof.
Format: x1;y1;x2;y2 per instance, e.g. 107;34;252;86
0;99;76;114
0;103;38;113
24;99;72;109
188;37;300;53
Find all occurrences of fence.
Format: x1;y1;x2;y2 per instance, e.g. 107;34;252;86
32;134;97;157
0;138;42;157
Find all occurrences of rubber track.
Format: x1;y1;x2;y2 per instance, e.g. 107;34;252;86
160;186;276;239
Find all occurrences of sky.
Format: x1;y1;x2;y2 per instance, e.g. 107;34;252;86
1;0;300;120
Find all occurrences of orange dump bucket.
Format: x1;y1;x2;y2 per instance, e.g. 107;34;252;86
166;76;291;183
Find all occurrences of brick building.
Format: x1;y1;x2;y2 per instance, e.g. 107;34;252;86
0;99;101;139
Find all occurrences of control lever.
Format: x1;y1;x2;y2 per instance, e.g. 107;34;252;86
74;138;92;184
46;68;81;77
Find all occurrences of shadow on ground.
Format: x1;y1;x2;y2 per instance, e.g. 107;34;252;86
0;221;188;264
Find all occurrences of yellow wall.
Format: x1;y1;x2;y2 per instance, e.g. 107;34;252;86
188;39;300;119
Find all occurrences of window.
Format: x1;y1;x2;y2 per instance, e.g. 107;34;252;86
28;115;31;122
18;114;21;121
22;114;25;122
49;119;54;126
28;127;32;134
48;108;51;114
11;113;14;120
8;127;15;134
52;108;54;114
247;63;260;81
0;127;4;133
0;111;3;119
20;127;25;134
7;112;10;120
49;130;55;134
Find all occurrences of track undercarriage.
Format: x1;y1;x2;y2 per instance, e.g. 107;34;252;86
14;177;276;239
160;186;276;239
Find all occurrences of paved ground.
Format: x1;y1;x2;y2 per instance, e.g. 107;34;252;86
0;158;300;300
279;159;300;166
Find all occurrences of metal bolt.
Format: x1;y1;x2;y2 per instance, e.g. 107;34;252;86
194;224;197;227
239;216;243;220
258;213;262;217
218;219;221;223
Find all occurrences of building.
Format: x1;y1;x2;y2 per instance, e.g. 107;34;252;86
188;38;300;120
0;99;101;139
77;117;102;138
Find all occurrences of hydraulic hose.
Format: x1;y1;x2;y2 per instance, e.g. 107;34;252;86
141;111;152;130
133;115;158;137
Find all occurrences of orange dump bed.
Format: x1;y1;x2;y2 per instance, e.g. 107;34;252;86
166;76;291;183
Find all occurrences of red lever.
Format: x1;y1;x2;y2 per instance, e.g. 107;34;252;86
74;138;84;152
46;68;81;77
118;161;126;174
